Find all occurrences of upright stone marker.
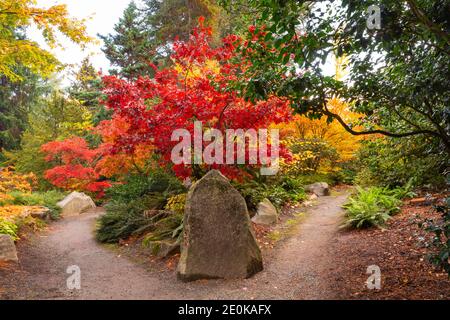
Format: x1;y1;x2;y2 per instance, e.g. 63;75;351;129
177;170;263;281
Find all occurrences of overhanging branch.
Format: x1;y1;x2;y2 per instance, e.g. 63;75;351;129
322;108;439;138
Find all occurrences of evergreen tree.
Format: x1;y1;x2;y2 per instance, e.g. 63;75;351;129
0;67;49;151
144;0;249;49
146;0;218;45
99;1;157;79
68;57;111;125
69;58;102;112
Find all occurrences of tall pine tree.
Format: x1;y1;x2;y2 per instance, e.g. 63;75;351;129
0;67;49;152
99;1;157;79
145;0;218;45
68;57;111;126
69;58;102;112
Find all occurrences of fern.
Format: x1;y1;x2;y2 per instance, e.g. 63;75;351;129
343;186;403;229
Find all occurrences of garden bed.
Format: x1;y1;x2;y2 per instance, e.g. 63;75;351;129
328;195;450;299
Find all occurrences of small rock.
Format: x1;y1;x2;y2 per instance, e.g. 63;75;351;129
57;191;96;217
29;206;51;220
304;182;330;196
0;234;18;263
303;201;313;207
308;193;318;201
251;198;278;225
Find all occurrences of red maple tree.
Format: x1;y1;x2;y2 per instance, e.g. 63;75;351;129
41;18;292;195
101;18;292;179
41;137;111;197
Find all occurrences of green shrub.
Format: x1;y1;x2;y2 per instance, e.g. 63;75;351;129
6;190;66;219
106;171;185;203
420;196;450;276
279;175;304;192
142;213;183;246
235;179;306;211
343;187;403;229
96;194;164;243
388;179;416;199
0;218;19;240
290;173;336;186
355;137;447;188
332;161;359;184
96;170;186;244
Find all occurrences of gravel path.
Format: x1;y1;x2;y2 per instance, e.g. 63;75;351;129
0;193;348;300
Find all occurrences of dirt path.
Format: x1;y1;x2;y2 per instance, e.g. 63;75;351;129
0;193;348;300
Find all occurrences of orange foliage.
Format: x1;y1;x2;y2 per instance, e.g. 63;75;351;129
95;144;154;178
0;205;33;222
0;167;36;194
94;116;154;178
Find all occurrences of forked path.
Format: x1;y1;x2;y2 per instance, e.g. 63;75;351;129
0;193;348;299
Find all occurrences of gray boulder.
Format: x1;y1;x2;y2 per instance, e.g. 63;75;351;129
251;198;278;225
177;170;263;281
0;234;18;263
57;191;96;217
305;182;330;196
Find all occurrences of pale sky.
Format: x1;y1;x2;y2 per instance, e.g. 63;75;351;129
29;0;134;85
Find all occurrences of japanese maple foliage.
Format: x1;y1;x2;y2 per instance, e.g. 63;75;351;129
101;18;292;179
42;137;98;165
41;19;292;194
41;137;111;197
41;122;151;197
93;116;154;178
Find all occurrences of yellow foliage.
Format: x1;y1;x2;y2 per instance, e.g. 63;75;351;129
174;58;220;83
282;98;363;161
164;194;186;215
276;55;363;173
60;99;93;133
0;205;46;240
0;0;94;81
0;168;47;239
0;193;13;203
0;205;28;221
276;97;364;173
